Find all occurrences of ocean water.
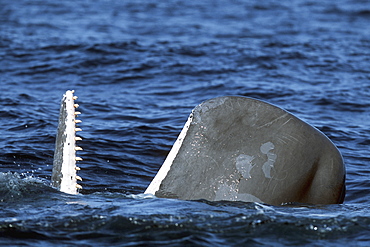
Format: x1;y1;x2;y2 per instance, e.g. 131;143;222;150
1;0;370;245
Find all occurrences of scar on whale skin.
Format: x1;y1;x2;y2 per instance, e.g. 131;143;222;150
260;142;277;179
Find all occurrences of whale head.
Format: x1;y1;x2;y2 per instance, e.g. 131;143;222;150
145;96;346;205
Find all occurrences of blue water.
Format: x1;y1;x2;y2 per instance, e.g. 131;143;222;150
1;0;370;245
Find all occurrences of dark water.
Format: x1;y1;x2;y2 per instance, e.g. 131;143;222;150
1;0;370;245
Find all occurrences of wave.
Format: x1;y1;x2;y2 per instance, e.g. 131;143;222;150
0;172;54;202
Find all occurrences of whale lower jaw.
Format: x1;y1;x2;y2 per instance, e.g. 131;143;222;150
51;90;82;194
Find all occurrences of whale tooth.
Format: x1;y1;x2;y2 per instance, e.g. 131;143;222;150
76;176;82;181
75;111;81;115
75;119;82;124
74;104;79;108
75;166;81;170
75;128;82;132
76;184;82;189
73;96;78;100
75;146;83;151
76;157;83;161
75;136;82;141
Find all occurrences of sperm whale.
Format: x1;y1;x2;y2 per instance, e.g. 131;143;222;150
52;92;345;205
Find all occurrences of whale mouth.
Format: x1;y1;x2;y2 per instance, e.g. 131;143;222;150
51;90;83;194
